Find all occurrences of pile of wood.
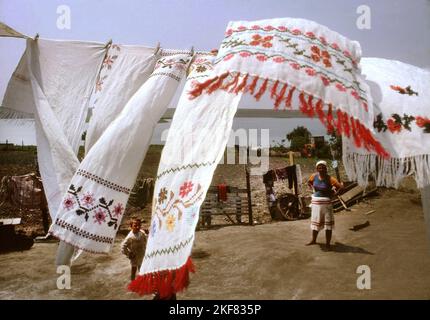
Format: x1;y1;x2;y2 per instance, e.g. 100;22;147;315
333;181;378;212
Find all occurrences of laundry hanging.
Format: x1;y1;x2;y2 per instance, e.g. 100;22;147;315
128;17;378;298
189;18;387;158
85;44;160;153
22;39;106;218
49;53;191;253
128;52;244;298
343;58;430;188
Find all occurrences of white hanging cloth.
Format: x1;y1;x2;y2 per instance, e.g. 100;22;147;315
49;53;191;253
24;39;106;218
85;44;160;153
343;58;430;188
129;17;377;299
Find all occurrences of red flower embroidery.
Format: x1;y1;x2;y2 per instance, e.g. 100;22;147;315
323;59;332;68
239;51;251;57
237;26;246;31
93;209;106;225
272;56;286;63
351;90;360;100
223;53;234;61
290;62;301;70
63;196;75;210
305;68;317;76
113;203;124;217
331;43;340;50
278;26;287;31
310;46;331;67
320;76;330;86
291;29;302;35
321;51;330;59
256;54;268;62
250;34;273;48
319;36;327;45
311;46;320;54
343;50;351;57
263;25;275;31
251;25;260;30
306;32;316;39
179;181;194;198
81;192;95;208
416;116;430;127
225;29;233;37
336;83;347;92
387;119;402;133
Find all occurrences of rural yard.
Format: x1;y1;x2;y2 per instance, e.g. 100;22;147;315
1;145;429;299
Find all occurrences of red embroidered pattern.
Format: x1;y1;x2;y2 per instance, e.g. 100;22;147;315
224;24;358;66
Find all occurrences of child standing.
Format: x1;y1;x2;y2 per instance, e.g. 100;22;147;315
121;218;147;280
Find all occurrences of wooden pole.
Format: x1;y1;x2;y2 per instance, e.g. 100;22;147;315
245;165;253;226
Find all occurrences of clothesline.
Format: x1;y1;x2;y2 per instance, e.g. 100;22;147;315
0;21;213;55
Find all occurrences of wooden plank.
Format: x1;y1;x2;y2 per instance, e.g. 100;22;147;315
340;185;364;203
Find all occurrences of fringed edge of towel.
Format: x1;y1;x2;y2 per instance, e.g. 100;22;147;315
188;71;389;159
127;256;195;298
343;152;430;189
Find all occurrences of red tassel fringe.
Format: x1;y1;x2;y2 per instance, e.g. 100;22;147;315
127;257;195;299
188;71;389;158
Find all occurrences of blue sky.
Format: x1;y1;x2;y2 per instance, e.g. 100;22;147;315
0;0;429;144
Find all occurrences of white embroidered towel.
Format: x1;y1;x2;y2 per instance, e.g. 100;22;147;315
49;53;191;253
343;58;430;188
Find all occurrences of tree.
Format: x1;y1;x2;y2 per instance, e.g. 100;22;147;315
286;126;312;144
290;136;308;152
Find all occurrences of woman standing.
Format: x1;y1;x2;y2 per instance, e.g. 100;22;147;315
306;160;343;250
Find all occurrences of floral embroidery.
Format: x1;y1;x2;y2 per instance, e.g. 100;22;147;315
179;181;194;198
166;214;176;232
416;116;430;130
81;192;95;208
223;24;358;66
63;196;75;210
214;49;367;105
155;57;190;70
195;65;207;73
93;209;107;225
158;187;168;204
387;118;402;133
374;113;429;134
309;46;332;68
153;182;203;232
249;34;273;48
113;203;124;217
390;85;418;96
64;184;124;229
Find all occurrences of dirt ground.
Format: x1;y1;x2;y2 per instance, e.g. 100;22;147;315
1;147;429;299
0;187;429;300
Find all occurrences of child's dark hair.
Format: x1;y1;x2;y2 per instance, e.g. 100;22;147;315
130;217;142;226
130;217;147;226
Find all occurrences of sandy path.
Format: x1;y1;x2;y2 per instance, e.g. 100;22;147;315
0;189;429;300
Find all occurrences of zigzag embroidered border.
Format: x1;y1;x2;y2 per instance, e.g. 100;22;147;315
144;234;194;259
150;72;181;82
55;218;115;245
76;169;131;194
156;160;217;179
